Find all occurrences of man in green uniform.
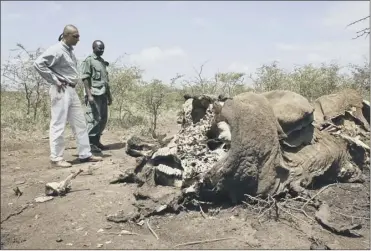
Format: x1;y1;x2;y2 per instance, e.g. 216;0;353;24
81;40;113;152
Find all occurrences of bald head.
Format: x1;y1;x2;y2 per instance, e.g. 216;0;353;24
63;25;78;36
92;40;105;57
59;24;80;46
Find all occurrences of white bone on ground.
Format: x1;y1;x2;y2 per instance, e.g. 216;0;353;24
217;121;231;142
152;146;178;159
155;164;183;177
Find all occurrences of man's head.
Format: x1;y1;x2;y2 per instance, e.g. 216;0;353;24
60;25;80;46
92;40;105;57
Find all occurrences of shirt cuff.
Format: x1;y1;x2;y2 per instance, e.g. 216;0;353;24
81;73;91;80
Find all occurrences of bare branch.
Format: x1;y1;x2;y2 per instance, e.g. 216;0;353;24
352;28;370;40
347;16;370;27
192;60;210;85
347;16;370;39
169;73;184;86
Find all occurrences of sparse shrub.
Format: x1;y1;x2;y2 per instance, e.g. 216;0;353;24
140;79;171;137
1;43;369;138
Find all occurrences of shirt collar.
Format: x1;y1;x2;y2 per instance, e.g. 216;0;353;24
61;41;73;51
92;53;100;59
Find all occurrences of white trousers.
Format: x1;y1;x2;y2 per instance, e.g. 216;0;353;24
49;85;92;161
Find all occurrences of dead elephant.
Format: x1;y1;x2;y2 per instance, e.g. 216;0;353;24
198;92;289;204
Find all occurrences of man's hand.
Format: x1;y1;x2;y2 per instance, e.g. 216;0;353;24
56;81;66;93
88;95;95;104
107;97;112;106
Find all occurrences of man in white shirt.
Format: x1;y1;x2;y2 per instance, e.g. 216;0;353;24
34;24;102;168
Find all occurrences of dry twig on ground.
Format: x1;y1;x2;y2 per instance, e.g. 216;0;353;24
174;237;236;248
146;219;159;240
301;183;338;210
243;194;279;221
199;205;207;218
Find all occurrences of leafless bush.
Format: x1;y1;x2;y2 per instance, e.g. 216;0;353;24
347;16;370;39
1;44;48;121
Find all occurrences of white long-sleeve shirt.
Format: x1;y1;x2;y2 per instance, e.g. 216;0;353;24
33;41;79;85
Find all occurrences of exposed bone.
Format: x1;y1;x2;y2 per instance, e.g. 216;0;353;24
217;121;231;142
339;134;370;151
45;169;83;196
155;164;182;177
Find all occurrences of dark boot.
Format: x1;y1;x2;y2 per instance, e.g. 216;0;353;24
96;134;108;150
89;136;102;153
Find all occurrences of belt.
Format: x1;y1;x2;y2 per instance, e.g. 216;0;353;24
66;83;76;88
60;80;76;88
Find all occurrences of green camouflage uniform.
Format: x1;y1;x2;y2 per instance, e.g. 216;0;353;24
81;53;111;146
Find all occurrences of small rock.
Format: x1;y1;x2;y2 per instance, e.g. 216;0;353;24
120;230;132;235
105;240;112;244
97;228;104;233
15;180;26;185
97;244;103;248
104;225;112;230
56;238;63;242
35;196;54;203
155;205;167;213
66;243;73;246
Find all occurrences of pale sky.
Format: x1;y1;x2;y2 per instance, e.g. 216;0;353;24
1;1;369;83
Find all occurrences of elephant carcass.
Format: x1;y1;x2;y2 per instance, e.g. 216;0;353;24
199;92;289;203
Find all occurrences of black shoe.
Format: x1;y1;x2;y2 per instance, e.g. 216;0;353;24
90;144;102;153
79;155;103;162
97;142;108;150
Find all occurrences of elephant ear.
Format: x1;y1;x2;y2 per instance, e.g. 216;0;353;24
261;90;314;136
276;120;287;140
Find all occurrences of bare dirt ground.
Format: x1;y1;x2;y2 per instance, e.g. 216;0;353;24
1;122;370;250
